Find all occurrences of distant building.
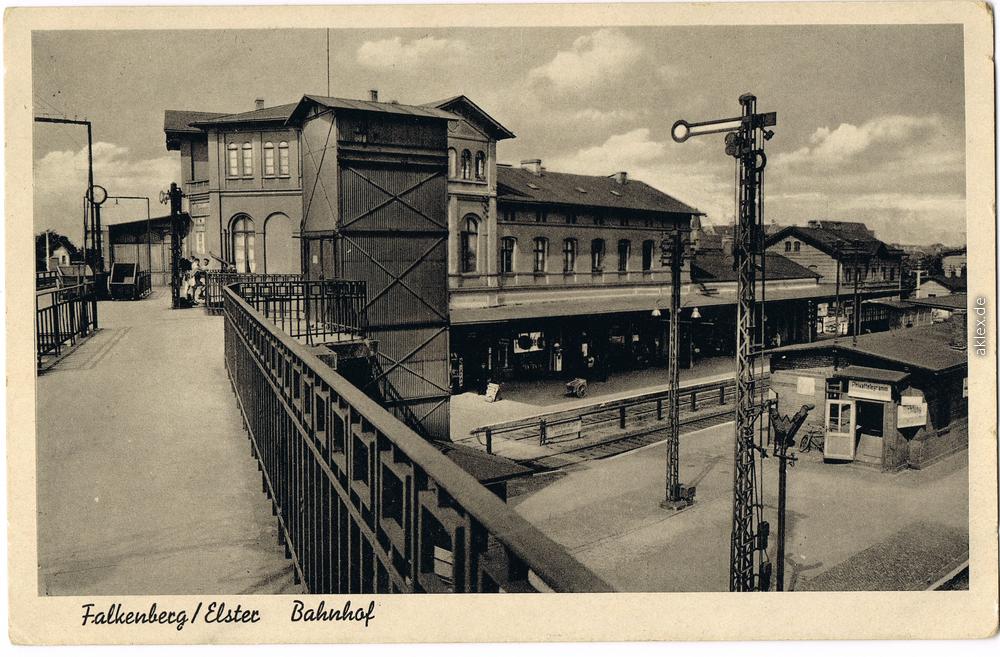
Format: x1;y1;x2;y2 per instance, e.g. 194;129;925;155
940;247;967;277
917;272;966;299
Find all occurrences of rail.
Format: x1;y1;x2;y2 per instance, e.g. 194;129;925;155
233;279;367;346
223;284;612;593
35;282;98;370
204;271;302;312
473;375;771;454
36;270;59;290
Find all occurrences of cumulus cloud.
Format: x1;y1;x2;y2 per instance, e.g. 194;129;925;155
356;36;470;70
528;29;643;91
774;114;959;172
34;142;178;238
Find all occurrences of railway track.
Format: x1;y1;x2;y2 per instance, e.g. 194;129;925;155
563;408;734;461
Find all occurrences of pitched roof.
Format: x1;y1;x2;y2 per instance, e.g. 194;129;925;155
286;94;456;125
164;109;227;134
189;102;299;126
691;252;820;282
924;274;967;292
907;293;967;310
423;95;516;140
497;166;701;215
766;224;902;259
770;321;967;373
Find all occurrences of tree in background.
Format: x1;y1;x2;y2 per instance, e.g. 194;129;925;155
35;230;81;271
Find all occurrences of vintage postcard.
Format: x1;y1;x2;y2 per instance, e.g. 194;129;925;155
5;0;997;645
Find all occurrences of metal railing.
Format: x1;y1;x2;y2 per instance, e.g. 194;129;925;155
36;270;59;290
136;270;152;299
36;282;98;370
473;375;770;454
204;272;303;312
223;284;611;593
234;279;367;346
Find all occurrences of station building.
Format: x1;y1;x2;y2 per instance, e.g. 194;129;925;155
162;93;913;393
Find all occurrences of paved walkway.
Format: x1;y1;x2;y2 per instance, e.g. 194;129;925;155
36;291;298;595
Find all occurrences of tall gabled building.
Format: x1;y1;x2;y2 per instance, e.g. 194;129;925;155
164;100;302;273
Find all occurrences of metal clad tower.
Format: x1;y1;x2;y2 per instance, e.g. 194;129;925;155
292;96;453;440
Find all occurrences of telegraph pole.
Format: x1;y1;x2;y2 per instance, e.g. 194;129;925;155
673;93;777;591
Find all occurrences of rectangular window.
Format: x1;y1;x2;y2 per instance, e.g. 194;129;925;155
241;143;253;177
591;239;605;272
535;210;547;223
618;240;630;272
500;238;515;274
563;239;577;273
263;144;275;177
195;230;205;254
566;213;577;225
227;145;239;177
642;240;654;271
278;142;290;176
533;238;547;272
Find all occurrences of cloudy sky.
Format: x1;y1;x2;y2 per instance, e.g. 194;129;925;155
33;24;966;246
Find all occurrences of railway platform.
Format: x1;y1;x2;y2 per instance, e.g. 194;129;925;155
35;291;298;595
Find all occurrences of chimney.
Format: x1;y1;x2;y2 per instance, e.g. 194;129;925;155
948;311;967;351
369;89;379;102
520;159;543;176
254;98;265;111
614;171;628;184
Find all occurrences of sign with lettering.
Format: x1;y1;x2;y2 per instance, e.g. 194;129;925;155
897;401;928;428
484;383;501;403
848;379;893;402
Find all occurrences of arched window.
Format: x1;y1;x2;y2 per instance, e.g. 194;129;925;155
784;240;792;252
591;239;605;272
500;237;516;274
448;148;458;178
241;142;253;176
563;238;577;272
475;151;486;180
263;142;275;177
278;141;290;176
227;143;239;177
460;215;479;273
618;239;631;272
793;241;801;252
642;240;655;271
460;150;472;179
533;237;548;273
231;215;256;273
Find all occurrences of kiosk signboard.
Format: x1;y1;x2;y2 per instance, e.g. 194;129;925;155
848;379;893;402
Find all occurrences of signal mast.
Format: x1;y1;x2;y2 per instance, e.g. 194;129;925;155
672;94;776;591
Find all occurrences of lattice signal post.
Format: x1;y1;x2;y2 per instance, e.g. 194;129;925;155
672;94;777;591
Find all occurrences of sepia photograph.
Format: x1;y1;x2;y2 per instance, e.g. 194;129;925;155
6;0;998;645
